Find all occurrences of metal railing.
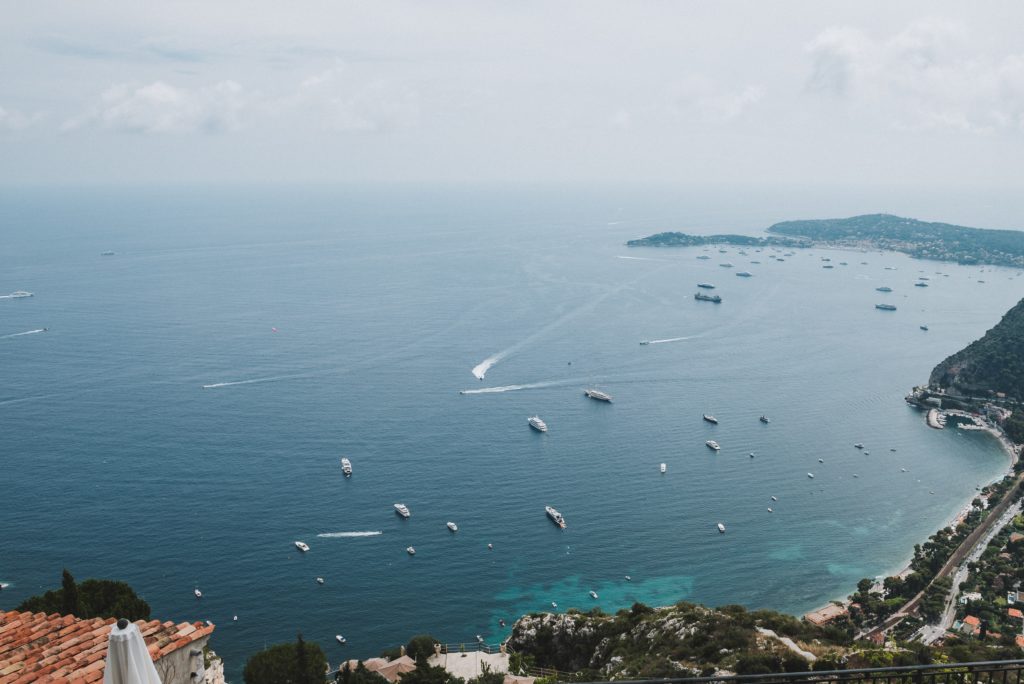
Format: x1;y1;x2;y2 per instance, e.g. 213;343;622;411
572;660;1024;684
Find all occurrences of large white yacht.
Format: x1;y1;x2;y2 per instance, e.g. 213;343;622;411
394;503;411;518
545;505;566;528
528;416;548;432
584;389;612;402
705;440;721;451
340;458;353;477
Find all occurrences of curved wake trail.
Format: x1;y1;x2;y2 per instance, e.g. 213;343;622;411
1;329;46;339
202;374;308;389
317;531;383;538
460;380;564;395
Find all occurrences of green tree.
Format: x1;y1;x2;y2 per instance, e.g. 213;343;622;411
405;634;439;663
61;569;80;616
243;636;328;684
467;663;504;684
338;661;390;684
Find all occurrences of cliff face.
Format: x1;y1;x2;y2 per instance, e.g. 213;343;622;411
506;604;848;679
929;298;1024;400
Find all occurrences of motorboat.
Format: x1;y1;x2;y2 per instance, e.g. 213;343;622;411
340;457;352;476
447;521;458;532
625;576;632;581
194;588;202;598
545;505;567;528
697;283;716;289
316;577;325;585
759;415;770;423
589;591;599;599
295;541;310;552
717;523;726;533
875;303;897;310
8;291;33;298
705;440;720;451
702;414;719;424
694;292;722;303
639;340;650;345
876;286;893;292
767;508;773;513
920;325;929;331
528;416;548;432
807;473;814;479
660;463;667;473
407;546;416;555
736;271;753;277
771;496;777;501
336;635;347;645
854;443;864;449
551;601;558;608
394;503;411;518
584;388;612;402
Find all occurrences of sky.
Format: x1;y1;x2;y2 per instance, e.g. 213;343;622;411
2;1;1024;186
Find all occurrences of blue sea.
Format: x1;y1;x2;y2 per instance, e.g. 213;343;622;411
2;184;1024;679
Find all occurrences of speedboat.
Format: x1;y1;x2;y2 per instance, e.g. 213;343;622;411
876;286;893;292
0;583;9;591
719;262;733;268
528;416;548;432
9;291;33;298
771;496;777;501
702;414;719;424
194;588;202;599
717;523;726;533
807;473;814;479
639;340;650;345
551;601;558;608
589;591;599;599
584;389;612;402
316;577;325;585
705;440;720;451
660;463;666;473
625;576;632;581
920;325;929;331
295;541;310;552
407;546;416;555
336;635;347;645
760;415;770;423
736;271;752;277
394;503;411;518
875;303;897;310
697;283;715;289
854;443;864;449
915;282;929;288
340;457;353;476
768;508;773;513
447;521;458;532
545;505;567;528
697;255;710;260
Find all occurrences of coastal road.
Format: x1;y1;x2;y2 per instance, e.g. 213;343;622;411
917;501;1022;645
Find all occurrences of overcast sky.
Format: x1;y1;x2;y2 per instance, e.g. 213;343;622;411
2;1;1023;186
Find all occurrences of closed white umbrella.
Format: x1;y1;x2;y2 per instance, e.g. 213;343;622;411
104;618;163;684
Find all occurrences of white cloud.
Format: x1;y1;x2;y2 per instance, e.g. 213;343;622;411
0;105;41;130
65;80;249;133
285;63;419;133
805;19;1024;133
665;77;765;123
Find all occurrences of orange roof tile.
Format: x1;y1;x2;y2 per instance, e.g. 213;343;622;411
1010;608;1024;619
1016;634;1024;649
964;615;981;626
0;610;213;683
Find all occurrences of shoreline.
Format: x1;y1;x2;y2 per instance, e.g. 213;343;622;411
808;415;1020;619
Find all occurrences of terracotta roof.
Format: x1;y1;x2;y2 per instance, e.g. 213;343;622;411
1016;635;1024;649
1009;608;1024;619
963;615;981;626
0;610;214;684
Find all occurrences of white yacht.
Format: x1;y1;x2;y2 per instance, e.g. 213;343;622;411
447;521;458;532
589;591;599;599
736;271;753;277
702;414;719;424
528;416;548;432
336;635;347;645
584;389;612;402
340;458;353;477
545;505;567;528
406;546;416;555
295;541;310;552
697;283;716;289
660;463;667;473
194;588;202;599
705;440;720;451
717;523;726;533
316;577;325;585
807;473;814;479
394;503;411;518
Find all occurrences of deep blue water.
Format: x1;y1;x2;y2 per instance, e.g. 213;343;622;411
2;185;1024;679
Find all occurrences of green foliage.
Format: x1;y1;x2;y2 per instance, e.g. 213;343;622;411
626;233;806;249
398;664;464;684
466;663;504;684
338;661;390;684
243;635;328;684
405;634;439;663
17;571;150;622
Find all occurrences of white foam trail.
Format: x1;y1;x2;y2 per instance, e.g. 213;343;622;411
647;336;694;344
616;255;663;262
461;381;561;395
1;329;45;339
317;531;383;538
471;352;507;380
202;375;297;389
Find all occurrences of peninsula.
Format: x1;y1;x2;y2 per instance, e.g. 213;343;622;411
628;214;1024;269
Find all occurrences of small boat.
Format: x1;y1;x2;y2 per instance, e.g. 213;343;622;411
394;503;411;518
476;635;484;643
499;619;506;627
407;546;416;555
447;521;458;532
101;251;115;256
914;282;929;287
717;523;726;533
697;283;716;289
589;591;599;599
736;271;753;277
767;508;773;513
694;292;722;303
822;265;834;269
340;457;353;476
875;303;897;311
551;601;558;608
660;463;667;473
749;452;755;458
759;415;770;424
8;291;33;298
545;505;567;528
584;388;612;402
0;583;9;591
316;577;325;585
194;588;202;599
818;458;824;463
920;325;929;331
487;543;493;550
625;575;632;581
876;286;893;292
336;635;347;645
901;468;908;473
233;615;237;621
719;262;733;268
864;451;870;455
639;340;650;345
295;541;310;552
807;473;814;479
771;496;778;501
854;443;864;449
528;416;548;432
697;255;710;260
702;414;719;424
705;440;720;451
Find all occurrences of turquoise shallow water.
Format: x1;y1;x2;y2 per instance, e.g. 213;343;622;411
1;185;1023;678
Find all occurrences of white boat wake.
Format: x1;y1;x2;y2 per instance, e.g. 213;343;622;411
202;375;300;389
460;380;562;395
616;255;663;261
317;531;383;538
647;336;695;345
471;353;508;380
1;329;46;339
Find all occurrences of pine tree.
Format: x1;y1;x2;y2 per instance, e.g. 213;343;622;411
61;569;80;616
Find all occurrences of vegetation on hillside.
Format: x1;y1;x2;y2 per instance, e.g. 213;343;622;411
16;569;151;622
625;232;805;248
930;298;1024;402
243;633;328;684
